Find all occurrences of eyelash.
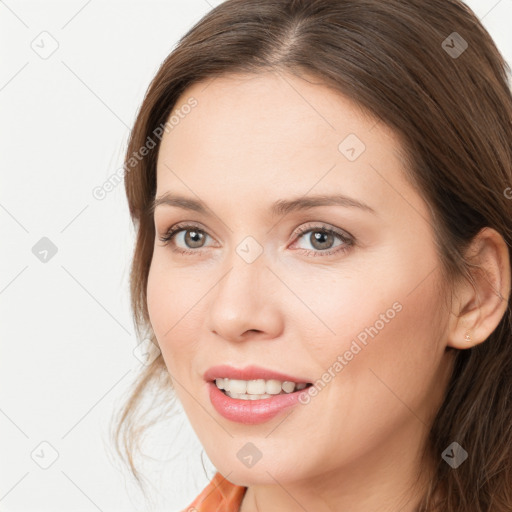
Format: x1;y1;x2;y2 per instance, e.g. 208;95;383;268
157;221;354;257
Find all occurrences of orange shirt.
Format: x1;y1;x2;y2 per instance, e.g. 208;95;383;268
181;472;248;512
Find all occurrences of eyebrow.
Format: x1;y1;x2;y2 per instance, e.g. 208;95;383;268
150;192;376;217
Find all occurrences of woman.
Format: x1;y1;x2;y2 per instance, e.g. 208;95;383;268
112;0;512;510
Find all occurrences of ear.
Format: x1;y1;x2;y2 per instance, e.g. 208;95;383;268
447;227;511;350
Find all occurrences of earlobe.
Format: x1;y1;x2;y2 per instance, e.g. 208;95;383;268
446;227;511;350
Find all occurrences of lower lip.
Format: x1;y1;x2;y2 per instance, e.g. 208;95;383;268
207;382;309;424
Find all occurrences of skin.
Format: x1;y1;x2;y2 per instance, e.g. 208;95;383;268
146;71;510;512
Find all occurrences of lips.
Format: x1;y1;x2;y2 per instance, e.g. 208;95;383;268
209;382;312;423
204;365;313;424
204;364;310;383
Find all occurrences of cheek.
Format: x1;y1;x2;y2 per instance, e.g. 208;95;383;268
293;253;446;406
282;263;403;367
146;257;204;372
146;258;172;341
329;272;445;419
287;272;447;470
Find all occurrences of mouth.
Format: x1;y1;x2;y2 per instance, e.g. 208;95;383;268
204;364;313;397
204;365;314;424
206;377;313;425
213;378;312;400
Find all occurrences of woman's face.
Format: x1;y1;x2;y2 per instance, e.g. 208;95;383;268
147;71;456;488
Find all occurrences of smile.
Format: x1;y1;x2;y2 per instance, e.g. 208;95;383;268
204;365;313;424
215;378;309;400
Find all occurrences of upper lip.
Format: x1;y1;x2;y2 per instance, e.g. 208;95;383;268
204;364;311;383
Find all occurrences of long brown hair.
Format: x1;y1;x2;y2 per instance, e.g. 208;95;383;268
110;0;512;509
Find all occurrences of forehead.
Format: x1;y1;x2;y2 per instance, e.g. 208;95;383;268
154;71;423;222
161;71;386;151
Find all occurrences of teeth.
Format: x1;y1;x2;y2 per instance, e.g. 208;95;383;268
228;379;247;394
215;378;309;398
282;381;295;393
226;391;273;400
246;379;266;394
266;379;282;394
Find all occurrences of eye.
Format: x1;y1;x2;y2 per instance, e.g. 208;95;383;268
291;223;353;257
157;221;354;258
157;222;213;255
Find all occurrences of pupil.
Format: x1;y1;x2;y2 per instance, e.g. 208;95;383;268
186;230;204;248
311;231;333;250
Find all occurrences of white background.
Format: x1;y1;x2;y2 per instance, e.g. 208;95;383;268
1;1;511;511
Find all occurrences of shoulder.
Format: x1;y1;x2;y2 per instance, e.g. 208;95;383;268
180;472;247;512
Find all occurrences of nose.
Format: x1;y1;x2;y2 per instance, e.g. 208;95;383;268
207;249;283;343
